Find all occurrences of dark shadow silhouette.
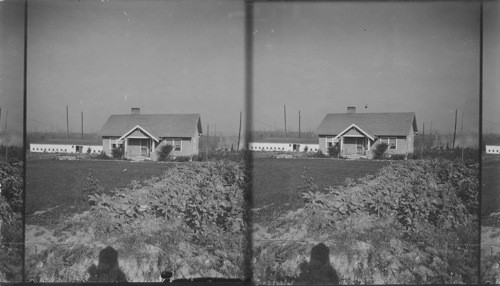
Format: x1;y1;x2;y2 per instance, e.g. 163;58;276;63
87;246;127;282
294;243;339;285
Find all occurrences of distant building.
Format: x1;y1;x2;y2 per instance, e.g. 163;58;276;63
98;108;202;160
486;145;500;154
249;137;319;152
316;107;417;158
30;139;103;154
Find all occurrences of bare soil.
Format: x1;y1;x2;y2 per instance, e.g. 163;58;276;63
26;159;176;225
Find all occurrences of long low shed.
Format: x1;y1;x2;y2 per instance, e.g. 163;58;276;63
486;145;500;154
30;143;103;154
249;140;319;152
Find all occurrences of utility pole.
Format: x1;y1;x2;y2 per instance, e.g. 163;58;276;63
284;105;287;138
66;105;69;140
207;124;210;152
81;111;84;139
422;122;425;147
452;109;458;149
298;110;301;138
4;111;7;133
461;111;464;133
237;111;242;151
0;108;2;133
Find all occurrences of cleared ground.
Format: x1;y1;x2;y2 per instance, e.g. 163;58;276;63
27;158;390;226
482;160;500;218
252;158;389;223
26;159;176;225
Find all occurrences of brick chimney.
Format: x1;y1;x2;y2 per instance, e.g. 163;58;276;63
131;108;140;115
347;106;356;114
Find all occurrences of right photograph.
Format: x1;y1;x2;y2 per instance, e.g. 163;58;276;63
481;0;500;284
251;1;480;284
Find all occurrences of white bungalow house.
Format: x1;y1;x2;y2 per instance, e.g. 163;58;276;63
98;108;202;160
316;107;418;158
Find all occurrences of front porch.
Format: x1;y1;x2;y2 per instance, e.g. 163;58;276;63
331;124;375;157
340;136;370;156
117;126;160;160
125;138;154;158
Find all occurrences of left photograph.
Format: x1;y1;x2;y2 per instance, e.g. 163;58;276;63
0;0;25;282
25;0;248;282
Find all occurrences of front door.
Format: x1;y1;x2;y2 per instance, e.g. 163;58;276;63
141;140;148;156
343;137;365;155
356;138;364;154
343;137;357;155
128;138;150;157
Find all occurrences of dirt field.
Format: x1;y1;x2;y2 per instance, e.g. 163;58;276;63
252;158;389;223
482;160;500;218
26;159;177;225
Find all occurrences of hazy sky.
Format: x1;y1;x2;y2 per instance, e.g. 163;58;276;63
0;0;24;134
253;1;480;135
26;0;245;135
484;0;500;135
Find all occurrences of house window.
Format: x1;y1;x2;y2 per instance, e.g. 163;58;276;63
174;139;181;151
326;137;333;147
380;137;397;149
110;139;123;150
388;138;396;149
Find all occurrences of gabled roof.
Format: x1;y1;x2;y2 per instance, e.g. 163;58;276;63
118;125;160;142
30;138;102;145
334;124;375;141
316;112;417;137
252;137;318;144
98;114;202;138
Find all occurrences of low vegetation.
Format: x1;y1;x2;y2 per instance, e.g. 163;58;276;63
0;159;23;281
26;161;249;282
372;142;388;159
409;147;478;163
157;145;173;161
111;147;124;159
253;159;478;284
327;145;340;157
0;145;24;162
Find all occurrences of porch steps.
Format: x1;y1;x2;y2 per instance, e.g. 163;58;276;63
345;154;367;160
130;156;147;162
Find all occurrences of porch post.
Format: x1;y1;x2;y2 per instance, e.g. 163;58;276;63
340;136;343;154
